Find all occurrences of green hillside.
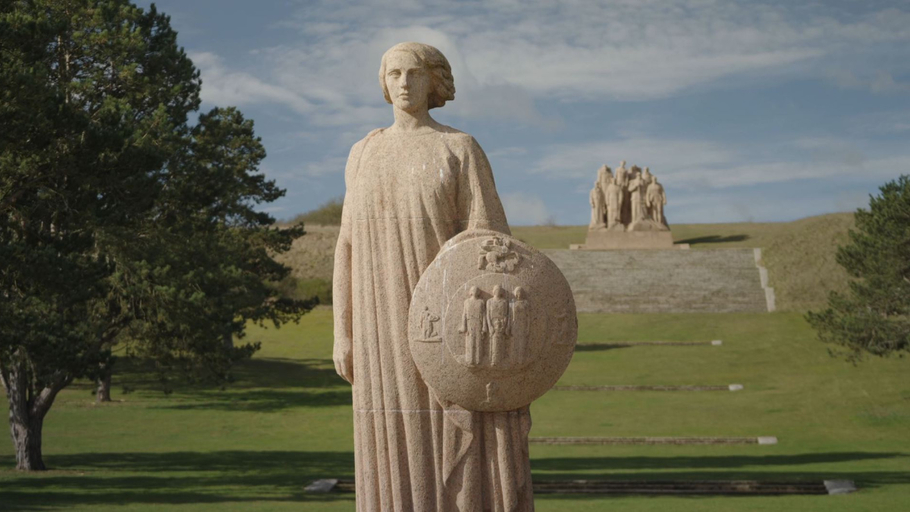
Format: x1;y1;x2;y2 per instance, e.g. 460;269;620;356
281;213;856;312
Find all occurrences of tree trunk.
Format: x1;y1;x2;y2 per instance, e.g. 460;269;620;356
95;373;112;403
2;360;46;470
9;411;45;471
1;355;68;471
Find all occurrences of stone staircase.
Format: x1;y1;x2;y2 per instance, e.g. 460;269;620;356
543;248;771;313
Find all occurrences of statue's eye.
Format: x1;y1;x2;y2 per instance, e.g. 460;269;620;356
388;70;401;77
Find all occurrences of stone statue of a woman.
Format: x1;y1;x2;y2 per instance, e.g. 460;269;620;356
333;42;533;511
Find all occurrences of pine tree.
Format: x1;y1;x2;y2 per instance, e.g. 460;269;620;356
0;0;311;470
807;175;910;362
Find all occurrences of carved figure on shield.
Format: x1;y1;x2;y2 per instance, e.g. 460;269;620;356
510;286;531;364
420;306;440;339
459;286;488;367
486;285;511;367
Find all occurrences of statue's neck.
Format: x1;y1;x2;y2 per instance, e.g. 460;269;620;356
390;106;439;133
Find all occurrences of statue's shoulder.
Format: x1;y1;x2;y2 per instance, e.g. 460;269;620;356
350;128;385;152
436;125;489;158
435;124;475;144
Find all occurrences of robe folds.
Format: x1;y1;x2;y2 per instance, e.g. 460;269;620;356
333;125;534;512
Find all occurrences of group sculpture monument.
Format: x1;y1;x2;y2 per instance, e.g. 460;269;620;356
578;161;680;250
332;42;577;511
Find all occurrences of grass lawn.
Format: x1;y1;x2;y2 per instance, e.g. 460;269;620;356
1;307;907;511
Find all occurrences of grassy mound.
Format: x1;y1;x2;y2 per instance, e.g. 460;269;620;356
2;309;907;510
273;213;856;311
285;198;343;227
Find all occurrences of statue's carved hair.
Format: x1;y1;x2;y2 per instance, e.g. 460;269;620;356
379;42;455;109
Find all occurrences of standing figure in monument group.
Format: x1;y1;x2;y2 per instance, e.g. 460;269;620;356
332;42;533;511
646;175;668;228
589;181;606;229
604;176;623;230
460;286;488;367
628;165;646;225
597;164;612;198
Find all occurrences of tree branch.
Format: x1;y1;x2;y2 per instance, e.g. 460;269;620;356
30;374;73;419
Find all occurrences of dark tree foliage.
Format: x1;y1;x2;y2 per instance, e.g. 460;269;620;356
0;0;311;470
807;175;910;362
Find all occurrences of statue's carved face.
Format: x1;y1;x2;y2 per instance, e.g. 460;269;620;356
384;50;430;113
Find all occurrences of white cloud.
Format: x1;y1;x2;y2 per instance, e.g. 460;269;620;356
531;138;735;182
530;135;910;190
828;70;910;94
189;1;910;128
501;191;553;225
280;0;910;103
303;155;349;177
190;52;313;114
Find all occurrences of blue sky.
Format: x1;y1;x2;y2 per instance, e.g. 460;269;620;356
137;0;910;225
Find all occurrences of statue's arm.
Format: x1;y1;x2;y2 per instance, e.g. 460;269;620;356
333;197;354;385
455;136;510;236
332;136;372;385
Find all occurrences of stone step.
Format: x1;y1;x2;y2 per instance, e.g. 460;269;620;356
543;248;770;313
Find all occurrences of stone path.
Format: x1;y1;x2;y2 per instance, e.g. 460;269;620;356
530;436;778;445
555;384;744;392
307;478;856;496
578;339;723;348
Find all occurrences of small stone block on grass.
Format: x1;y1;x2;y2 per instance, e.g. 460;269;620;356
304;479;339;493
712;340;723;346
757;436;779;445
824;480;858;495
728;384;744;391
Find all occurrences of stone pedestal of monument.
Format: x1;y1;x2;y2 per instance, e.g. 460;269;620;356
573;229;684;250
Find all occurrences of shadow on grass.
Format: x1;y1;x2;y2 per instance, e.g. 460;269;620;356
531;452;910;489
0;450;355;509
676;234;750;245
113;357;341;391
2;451;906;507
153;388;351;412
104;357;351;412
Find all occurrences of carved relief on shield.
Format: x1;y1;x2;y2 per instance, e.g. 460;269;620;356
408;229;577;412
448;280;540;372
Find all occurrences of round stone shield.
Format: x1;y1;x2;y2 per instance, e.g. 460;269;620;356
408;229;577;412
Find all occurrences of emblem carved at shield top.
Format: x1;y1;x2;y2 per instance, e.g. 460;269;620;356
477;236;521;272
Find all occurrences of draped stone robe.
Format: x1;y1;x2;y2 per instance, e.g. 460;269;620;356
333;125;534;512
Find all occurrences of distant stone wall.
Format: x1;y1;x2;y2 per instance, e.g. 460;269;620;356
544;248;771;313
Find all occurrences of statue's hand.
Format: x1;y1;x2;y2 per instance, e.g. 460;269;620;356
333;337;354;385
